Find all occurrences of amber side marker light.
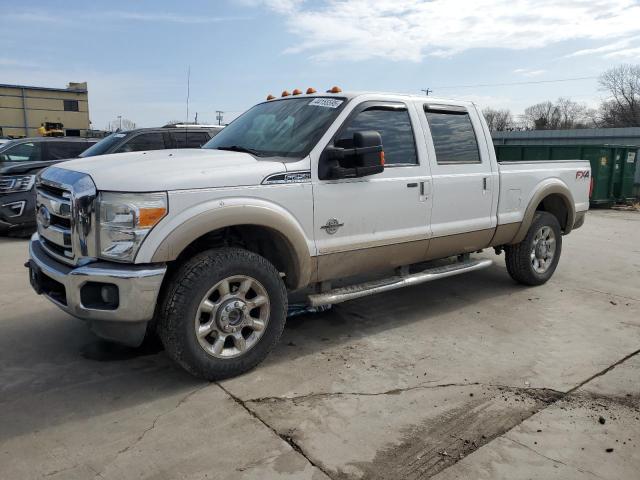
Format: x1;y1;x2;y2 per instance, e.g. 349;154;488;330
281;90;291;97
380;151;385;166
327;86;342;93
266;94;276;100
306;87;317;94
292;89;302;95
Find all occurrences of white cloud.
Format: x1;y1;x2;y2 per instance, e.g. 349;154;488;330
2;10;247;25
251;0;640;62
513;68;547;77
567;36;640;58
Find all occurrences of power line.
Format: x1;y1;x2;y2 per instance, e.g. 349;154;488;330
432;75;599;90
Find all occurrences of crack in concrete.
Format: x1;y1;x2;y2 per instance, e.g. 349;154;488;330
505;436;605;479
244;382;483;404
566;348;640;395
216;382;336;480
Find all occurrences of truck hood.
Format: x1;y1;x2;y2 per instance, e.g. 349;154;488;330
56;149;286;191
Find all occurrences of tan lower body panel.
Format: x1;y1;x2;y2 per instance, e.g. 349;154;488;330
490;222;521;246
424;228;494;261
315;225;524;283
316;239;429;283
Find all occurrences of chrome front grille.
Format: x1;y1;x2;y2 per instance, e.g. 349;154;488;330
0;175;35;193
35;167;97;266
0;177;15;193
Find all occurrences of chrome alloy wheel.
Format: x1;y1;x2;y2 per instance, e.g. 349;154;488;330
530;226;556;274
194;275;270;359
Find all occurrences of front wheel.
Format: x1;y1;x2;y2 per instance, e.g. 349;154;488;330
505;211;562;286
157;247;287;380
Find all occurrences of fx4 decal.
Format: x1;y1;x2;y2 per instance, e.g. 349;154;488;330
576;170;590;180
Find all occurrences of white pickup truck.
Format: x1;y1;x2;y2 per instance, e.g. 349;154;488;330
27;89;590;379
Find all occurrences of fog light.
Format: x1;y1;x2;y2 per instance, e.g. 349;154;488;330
101;285;118;305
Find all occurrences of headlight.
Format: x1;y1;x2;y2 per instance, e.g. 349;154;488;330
98;192;167;262
0;175;35;193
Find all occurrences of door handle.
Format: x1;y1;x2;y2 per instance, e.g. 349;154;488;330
406;183;418;188
483;177;488;190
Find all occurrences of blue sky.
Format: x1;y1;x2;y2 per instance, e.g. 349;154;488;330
2;0;639;129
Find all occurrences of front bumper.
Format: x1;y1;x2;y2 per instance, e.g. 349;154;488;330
28;234;167;344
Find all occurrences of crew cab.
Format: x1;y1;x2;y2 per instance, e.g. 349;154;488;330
27;89;590;380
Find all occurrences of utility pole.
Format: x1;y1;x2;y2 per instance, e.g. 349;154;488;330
194;112;198;125
118;115;122;131
216;110;224;126
421;88;432;96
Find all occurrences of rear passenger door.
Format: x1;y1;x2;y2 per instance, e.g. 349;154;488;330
421;104;496;239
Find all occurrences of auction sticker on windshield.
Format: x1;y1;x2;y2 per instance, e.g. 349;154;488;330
309;98;344;108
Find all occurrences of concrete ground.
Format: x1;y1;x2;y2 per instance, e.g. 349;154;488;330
0;209;638;479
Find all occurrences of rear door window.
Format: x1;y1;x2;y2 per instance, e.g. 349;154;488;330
115;133;166;153
47;141;88;160
424;108;481;164
0;142;43;162
173;131;211;148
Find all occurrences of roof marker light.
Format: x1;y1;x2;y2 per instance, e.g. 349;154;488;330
281;90;291;97
266;94;276;100
306;87;317;94
327;86;342;93
292;89;302;95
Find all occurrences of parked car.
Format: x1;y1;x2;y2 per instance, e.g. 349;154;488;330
27;90;590;380
1;126;221;236
78;125;223;158
0;137;98;236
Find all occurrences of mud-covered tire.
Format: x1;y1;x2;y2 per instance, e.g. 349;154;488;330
505;211;562;286
157;247;287;380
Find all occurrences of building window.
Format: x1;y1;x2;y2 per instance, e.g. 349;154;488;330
63;100;79;112
65;129;81;137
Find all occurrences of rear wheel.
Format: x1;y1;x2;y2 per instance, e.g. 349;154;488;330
157;247;287;380
505;211;562;286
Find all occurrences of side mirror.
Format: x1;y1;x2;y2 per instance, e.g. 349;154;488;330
323;131;385;179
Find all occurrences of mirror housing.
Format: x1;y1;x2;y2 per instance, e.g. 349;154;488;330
324;131;384;179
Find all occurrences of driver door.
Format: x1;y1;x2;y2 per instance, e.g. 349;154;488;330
313;101;432;281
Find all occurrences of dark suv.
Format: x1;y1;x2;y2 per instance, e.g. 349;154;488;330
0;137;98;235
79;126;222;158
0;126;222;236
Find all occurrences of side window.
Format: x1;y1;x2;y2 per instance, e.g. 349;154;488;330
116;133;166;153
173;131;210;148
47;142;86;160
1;142;42;162
424;109;481;164
337;106;417;165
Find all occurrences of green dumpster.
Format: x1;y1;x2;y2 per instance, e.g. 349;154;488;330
495;144;638;206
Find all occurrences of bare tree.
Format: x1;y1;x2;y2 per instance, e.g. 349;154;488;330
482;107;513;131
597;64;640;127
106;118;136;132
523;98;591;130
523;101;560;130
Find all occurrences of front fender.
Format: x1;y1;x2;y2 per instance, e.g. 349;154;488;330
136;197;314;289
511;179;576;244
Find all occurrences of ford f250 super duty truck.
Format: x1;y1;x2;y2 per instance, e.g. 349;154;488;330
27;89;591;380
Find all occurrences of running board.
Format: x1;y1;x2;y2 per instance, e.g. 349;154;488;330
307;258;493;307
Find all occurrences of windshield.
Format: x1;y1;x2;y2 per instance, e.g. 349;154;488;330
79;132;128;157
203;97;347;158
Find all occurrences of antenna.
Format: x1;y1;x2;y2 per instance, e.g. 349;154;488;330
186;66;191;123
421;88;432;96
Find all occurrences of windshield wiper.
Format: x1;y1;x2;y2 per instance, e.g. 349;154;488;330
215;145;264;157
